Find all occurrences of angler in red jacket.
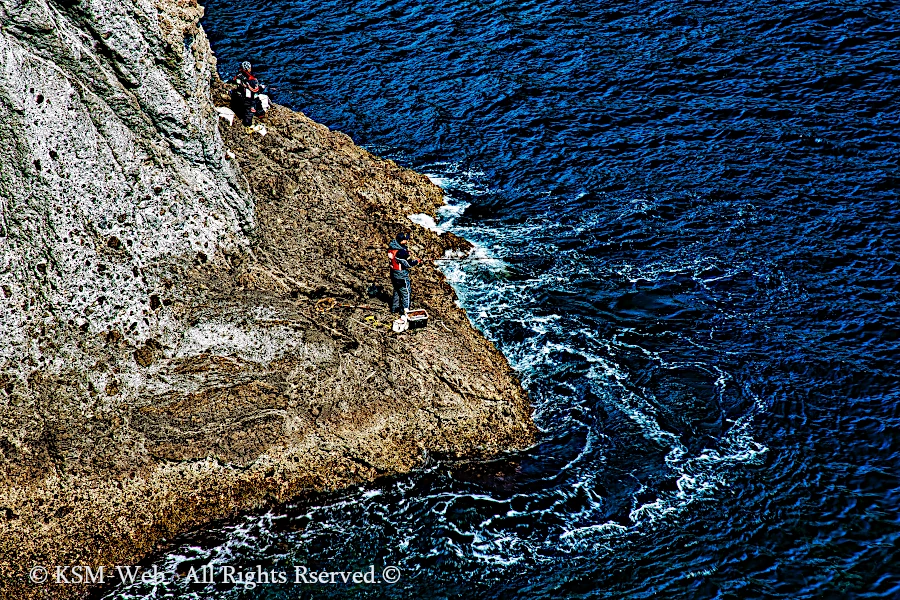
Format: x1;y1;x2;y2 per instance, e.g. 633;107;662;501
232;61;266;126
388;232;420;314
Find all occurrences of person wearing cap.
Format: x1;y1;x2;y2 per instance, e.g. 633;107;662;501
232;61;266;126
387;232;421;314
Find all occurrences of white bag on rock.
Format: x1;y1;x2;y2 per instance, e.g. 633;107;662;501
215;106;236;125
392;315;409;333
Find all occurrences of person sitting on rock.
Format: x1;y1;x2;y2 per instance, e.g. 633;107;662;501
231;61;266;126
387;232;420;314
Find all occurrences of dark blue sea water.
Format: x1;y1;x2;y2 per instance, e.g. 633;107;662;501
106;1;900;597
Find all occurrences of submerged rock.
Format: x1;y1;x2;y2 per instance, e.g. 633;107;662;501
0;0;535;596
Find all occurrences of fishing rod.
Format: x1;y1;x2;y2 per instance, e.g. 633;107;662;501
433;257;508;262
360;247;508;259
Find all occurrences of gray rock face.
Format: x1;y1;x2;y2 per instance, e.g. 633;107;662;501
0;0;251;364
0;0;535;597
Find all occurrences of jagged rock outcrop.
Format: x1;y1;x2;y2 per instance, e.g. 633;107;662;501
0;0;535;597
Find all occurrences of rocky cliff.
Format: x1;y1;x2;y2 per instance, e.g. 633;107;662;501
0;0;535;597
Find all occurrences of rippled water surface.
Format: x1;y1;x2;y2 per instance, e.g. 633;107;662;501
105;0;899;597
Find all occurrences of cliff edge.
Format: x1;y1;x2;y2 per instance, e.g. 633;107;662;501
0;0;535;597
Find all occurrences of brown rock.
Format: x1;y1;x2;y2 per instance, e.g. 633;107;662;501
104;379;120;396
133;345;156;367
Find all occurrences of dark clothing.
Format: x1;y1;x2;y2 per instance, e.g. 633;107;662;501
387;239;419;281
234;71;262;95
390;275;411;314
232;70;265;126
387;239;419;312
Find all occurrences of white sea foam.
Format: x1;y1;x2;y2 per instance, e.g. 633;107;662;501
408;212;443;233
105;168;774;600
423;169;771;534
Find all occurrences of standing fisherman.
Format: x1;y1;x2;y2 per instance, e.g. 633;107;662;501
232;61;267;126
387;232;420;314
